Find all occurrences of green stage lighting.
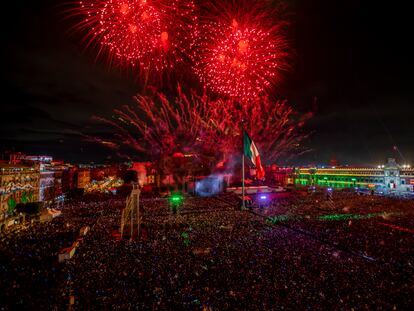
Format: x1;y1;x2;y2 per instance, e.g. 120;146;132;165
169;193;183;205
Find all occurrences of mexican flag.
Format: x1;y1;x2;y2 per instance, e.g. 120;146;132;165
243;132;265;179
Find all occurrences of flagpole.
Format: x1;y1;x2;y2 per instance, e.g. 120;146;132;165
242;148;245;210
241;124;245;210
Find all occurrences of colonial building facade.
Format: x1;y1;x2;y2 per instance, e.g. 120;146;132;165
39;163;65;204
0;163;40;221
294;158;414;193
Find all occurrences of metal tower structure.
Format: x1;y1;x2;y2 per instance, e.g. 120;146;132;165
120;183;142;239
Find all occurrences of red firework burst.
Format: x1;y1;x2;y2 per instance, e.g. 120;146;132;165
91;86;218;159
193;1;290;100
90;86;311;165
209;96;313;163
71;0;197;73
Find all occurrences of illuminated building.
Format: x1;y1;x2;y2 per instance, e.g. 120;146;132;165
39;162;65;204
294;158;414;193
39;164;55;202
0;163;40;220
75;168;91;189
267;165;294;186
62;165;76;194
5;153;66;205
4;152;53;165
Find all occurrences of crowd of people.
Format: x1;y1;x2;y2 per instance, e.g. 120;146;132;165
0;194;124;309
0;189;412;310
255;190;414;265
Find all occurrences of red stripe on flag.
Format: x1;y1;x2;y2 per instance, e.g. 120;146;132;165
255;155;265;179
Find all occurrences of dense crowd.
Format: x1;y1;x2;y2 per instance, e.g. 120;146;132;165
0;190;413;310
256;190;414;265
0;194;124;310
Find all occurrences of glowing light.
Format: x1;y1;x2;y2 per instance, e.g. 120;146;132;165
192;1;289;100
318;213;383;221
119;3;129;15
92;87;311;165
160;31;168;42
169;193;183;204
378;222;414;234
72;0;198;75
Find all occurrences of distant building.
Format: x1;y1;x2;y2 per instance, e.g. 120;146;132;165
39;164;55;202
0;163;40;221
62;165;76;194
6;153;67;205
3;152;53;165
39;162;65;205
294;158;414;194
267;165;294;186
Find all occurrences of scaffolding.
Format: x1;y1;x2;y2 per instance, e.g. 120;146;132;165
120;183;142;239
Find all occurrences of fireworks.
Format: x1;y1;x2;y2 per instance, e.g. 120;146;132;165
72;0;197;73
91;86;219;159
73;2;310;167
92;87;311;165
70;0;290;97
210;95;312;163
192;1;290;100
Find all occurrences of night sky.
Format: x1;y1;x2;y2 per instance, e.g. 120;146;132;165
2;0;413;165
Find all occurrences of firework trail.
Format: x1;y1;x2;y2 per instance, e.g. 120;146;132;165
210;95;313;164
91;87;311;165
91;85;219;159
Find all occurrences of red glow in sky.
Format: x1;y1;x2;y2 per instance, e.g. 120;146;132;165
193;2;289;101
74;0;197;73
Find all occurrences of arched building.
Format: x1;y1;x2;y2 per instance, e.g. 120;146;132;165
294;158;413;194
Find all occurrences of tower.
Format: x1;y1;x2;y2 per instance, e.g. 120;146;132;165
120;183;142;239
383;158;400;191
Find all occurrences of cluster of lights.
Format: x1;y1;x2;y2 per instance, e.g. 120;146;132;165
76;0;197;73
72;0;288;99
259;194;268;200
377;164;411;169
76;2;308;164
318;213;383;221
265;212;385;223
193;16;288;100
169;193;184;205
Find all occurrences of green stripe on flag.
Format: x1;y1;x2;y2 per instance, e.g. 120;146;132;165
243;132;253;162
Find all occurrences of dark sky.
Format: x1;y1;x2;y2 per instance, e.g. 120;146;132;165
1;0;413;165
